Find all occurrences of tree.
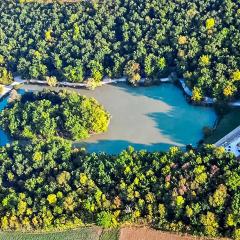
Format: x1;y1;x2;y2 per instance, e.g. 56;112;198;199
178;36;187;45
64;65;84;83
232;70;240;81
199;55;210;66
47;194;57;205
200;212;219;237
223;83;236;98
0;90;110;141
96;211;118;228
209;184;227;208
45;29;53;42
206;18;215;30
0;138;238;237
46;76;58;87
0;0;238;100
192;87;203;102
0;67;13;85
124;60;141;85
144;54;155;77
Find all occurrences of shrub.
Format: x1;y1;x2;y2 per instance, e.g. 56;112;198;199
97;211;118;228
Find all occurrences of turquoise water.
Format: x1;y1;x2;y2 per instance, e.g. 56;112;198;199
0;97;9;146
1;84;217;153
0;89;25;146
74;83;217;153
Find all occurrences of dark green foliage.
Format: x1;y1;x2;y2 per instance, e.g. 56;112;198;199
0;139;239;238
0;90;110;140
0;1;240;98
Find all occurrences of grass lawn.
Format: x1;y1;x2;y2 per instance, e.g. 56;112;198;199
100;229;119;240
205;108;240;144
0;227;102;240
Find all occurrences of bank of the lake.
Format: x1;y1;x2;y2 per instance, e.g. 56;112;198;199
205;108;240;144
15;83;217;153
0;89;25;146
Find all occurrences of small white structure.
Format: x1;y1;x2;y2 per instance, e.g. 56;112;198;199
215;125;240;157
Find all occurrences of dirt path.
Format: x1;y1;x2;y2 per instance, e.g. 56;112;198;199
119;227;230;240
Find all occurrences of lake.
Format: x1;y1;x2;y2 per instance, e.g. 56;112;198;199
4;83;216;153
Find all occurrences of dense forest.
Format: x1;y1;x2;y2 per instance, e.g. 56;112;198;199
1;1;240;238
0;138;239;238
0;0;240;99
0;90;110;140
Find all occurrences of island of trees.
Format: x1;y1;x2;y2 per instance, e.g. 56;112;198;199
0;138;239;239
0;0;240;100
0;90;110;140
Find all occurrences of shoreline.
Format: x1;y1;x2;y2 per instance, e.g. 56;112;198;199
1;75;232;107
0;75;214;106
1;82;216;152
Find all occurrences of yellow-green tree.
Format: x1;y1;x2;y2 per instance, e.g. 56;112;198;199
206;18;215;29
46;76;58;87
45;29;52;42
199;55;210;66
47;194;57;205
192;87;203;102
124;60;141;85
223;83;236;97
200;212;219;237
232;70;240;81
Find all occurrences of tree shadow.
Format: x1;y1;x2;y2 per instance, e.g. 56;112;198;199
115;82;186;106
115;82;216;145
0;130;8;146
73;139;180;154
71;83;216;154
146;111;202;147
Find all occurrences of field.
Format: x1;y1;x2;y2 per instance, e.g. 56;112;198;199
205;108;240;144
0;227;230;240
100;229;120;240
0;228;120;240
119;227;230;240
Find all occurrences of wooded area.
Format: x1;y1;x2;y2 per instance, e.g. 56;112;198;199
0;0;239;99
0;90;110;140
0;139;239;238
1;1;240;238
